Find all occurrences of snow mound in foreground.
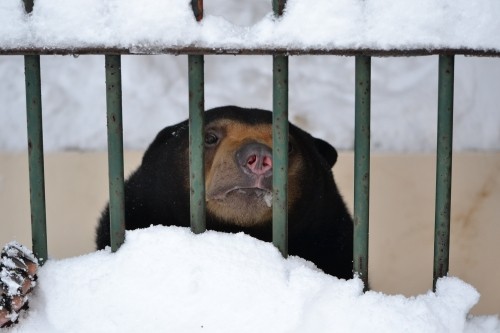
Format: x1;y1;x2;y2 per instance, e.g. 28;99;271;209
7;226;500;333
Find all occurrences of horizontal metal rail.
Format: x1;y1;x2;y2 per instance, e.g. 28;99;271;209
1;47;500;57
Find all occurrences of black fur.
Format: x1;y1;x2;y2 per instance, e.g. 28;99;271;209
96;106;353;279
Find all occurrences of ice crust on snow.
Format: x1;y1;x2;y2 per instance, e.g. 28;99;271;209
1;0;500;50
4;226;500;333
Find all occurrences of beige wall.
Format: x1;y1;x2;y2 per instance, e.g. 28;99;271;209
0;151;498;315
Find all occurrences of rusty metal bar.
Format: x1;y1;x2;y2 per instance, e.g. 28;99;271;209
353;55;371;289
433;55;455;290
189;0;206;234
272;0;289;257
105;55;126;252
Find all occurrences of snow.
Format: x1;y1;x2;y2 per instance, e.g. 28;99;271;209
1;54;499;152
1;0;500;152
4;226;499;333
1;1;499;331
1;0;500;50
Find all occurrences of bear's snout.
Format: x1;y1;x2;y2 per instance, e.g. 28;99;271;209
236;142;272;177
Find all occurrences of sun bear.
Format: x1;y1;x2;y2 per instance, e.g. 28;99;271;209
1;106;352;327
96;106;353;276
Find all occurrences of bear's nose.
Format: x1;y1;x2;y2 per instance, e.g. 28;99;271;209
236;142;273;177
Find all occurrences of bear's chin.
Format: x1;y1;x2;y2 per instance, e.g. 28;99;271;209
206;188;273;227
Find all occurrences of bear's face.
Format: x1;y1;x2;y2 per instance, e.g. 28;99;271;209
203;118;303;227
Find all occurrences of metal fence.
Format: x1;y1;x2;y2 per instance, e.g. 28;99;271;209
3;0;499;292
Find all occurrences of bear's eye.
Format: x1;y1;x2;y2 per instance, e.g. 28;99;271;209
204;132;219;146
288;142;294;154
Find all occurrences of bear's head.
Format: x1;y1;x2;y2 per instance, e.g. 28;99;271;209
199;107;338;228
97;106;352;279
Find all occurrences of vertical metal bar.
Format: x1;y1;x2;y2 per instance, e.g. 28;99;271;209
353;56;371;289
191;0;203;22
24;55;48;264
105;55;125;252
189;0;206;234
22;0;47;265
272;56;289;257
22;0;34;13
433;55;454;290
272;0;286;16
189;55;206;234
272;0;289;257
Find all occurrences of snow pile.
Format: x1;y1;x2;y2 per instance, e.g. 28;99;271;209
5;226;500;333
1;0;500;50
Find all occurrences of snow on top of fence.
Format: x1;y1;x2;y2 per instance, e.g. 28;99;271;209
1;0;500;51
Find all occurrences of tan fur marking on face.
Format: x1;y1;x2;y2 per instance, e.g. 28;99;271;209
203;119;304;227
204;120;273;191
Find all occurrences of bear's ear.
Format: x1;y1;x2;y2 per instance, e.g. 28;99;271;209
152;121;189;145
314;138;338;168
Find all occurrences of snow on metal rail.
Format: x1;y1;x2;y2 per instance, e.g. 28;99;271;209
1;47;500;57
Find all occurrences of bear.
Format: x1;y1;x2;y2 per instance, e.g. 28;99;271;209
96;105;353;277
0;105;353;327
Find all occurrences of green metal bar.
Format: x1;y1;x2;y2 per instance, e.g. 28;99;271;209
105;55;126;252
22;0;47;265
24;55;48;264
272;0;286;15
22;0;34;14
353;56;371;289
191;0;203;22
272;55;289;257
271;0;289;257
433;55;455;290
188;54;206;234
189;0;206;234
